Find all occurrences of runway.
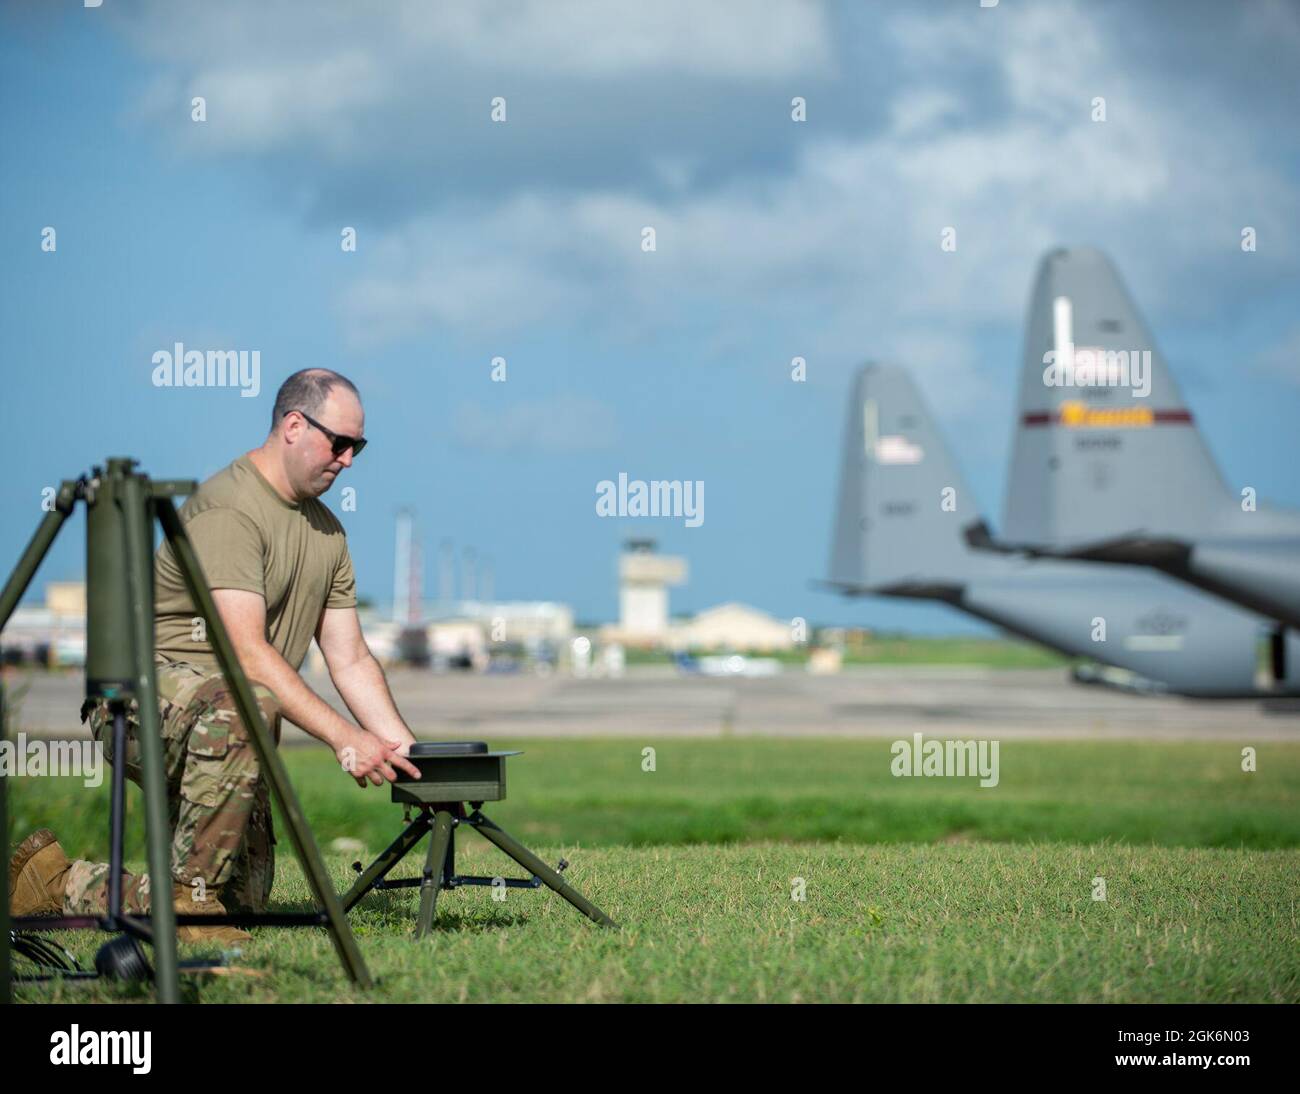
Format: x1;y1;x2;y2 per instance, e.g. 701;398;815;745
6;664;1299;742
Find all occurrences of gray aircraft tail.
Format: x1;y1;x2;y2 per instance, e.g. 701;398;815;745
1002;247;1234;545
827;364;982;597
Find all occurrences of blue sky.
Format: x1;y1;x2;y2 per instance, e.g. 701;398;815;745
2;1;1298;633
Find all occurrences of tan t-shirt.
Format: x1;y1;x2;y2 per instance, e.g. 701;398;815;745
154;454;357;671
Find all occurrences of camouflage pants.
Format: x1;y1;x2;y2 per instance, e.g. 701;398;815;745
67;658;282;916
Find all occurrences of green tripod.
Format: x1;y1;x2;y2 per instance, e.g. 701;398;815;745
0;458;371;1001
342;742;618;936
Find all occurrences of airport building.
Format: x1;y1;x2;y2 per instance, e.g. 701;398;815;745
611;538;687;644
0;581;87;666
667;602;795;652
600;540;793;653
317;599;576;672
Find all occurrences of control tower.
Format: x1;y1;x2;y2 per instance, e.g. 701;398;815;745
618;538;687;642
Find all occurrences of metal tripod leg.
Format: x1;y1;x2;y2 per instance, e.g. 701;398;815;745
0;483;78;628
469;811;617;927
157;497;372;988
0;484;77;1002
415;811;455;938
106;707;128;919
122;474;181;1001
341;811;433;912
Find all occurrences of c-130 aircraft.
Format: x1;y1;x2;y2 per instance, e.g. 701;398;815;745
823;358;1300;697
967;246;1300;651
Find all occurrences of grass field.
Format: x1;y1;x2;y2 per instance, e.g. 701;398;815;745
622;636;1067;667
9;738;1300;1002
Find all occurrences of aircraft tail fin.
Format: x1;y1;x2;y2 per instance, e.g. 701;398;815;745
827;364;981;596
1002;247;1234;545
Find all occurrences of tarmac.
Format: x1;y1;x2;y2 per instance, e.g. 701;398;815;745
6;664;1300;742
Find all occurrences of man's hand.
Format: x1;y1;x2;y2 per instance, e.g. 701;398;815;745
316;606;420;754
336;728;422;787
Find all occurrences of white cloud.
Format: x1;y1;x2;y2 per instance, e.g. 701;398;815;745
118;0;832;153
337;1;1289;342
888;90;964;138
115;0;1300;419
395;0;833;78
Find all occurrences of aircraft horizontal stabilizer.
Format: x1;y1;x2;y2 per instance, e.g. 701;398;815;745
965;525;1193;568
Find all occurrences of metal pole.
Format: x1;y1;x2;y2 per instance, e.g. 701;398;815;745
120;471;180;1003
470;812;617;927
1;481;72;1000
415;811;454;938
341;811;431;912
107;707;128;920
1;481;74;1001
0;482;77;630
443;818;456;887
393;509;411;625
155;496;372;988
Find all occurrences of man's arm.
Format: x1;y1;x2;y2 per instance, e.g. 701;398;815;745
210;588;419;785
314;605;417;751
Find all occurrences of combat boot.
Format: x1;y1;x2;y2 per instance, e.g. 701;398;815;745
8;828;72;917
173;882;252;944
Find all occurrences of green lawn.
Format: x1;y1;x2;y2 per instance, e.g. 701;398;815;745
12;843;1298;1003
623;636;1066;667
8;739;1299;1002
11;738;1300;857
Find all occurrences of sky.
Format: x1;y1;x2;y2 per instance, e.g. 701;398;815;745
2;0;1298;634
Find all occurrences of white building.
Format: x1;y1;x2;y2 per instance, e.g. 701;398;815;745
669;602;794;652
608;539;687;645
319;600;575;672
444;600;574;645
0;582;87;666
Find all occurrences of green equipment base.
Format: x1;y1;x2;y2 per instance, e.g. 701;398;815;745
341;741;617;936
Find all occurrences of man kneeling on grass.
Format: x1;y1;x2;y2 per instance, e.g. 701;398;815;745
9;368;421;943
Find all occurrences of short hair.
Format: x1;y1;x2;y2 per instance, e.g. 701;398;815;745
270;369;360;432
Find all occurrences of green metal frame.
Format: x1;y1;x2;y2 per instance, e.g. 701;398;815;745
1;458;372;999
342;750;618;935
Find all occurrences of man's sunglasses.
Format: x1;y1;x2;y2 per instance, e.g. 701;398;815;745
288;410;368;458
